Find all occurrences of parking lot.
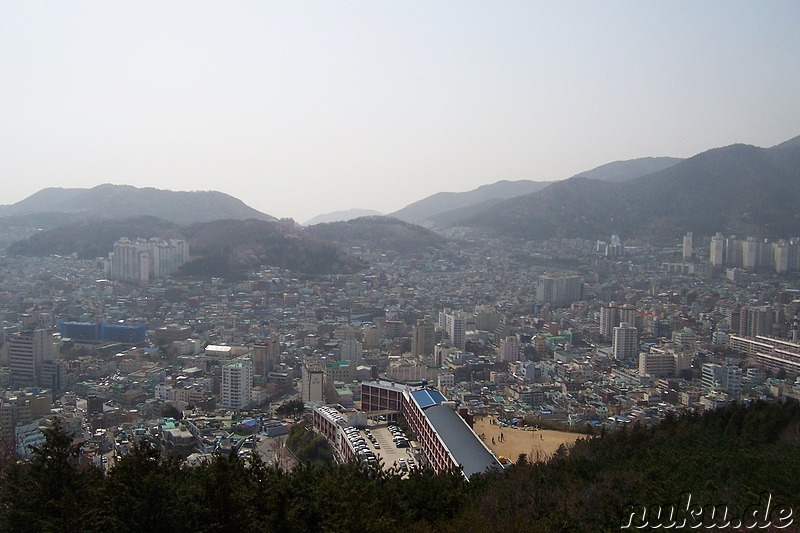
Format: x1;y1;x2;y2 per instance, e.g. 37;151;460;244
365;423;417;476
338;420;421;477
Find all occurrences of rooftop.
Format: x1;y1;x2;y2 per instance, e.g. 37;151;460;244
411;388;446;410
424;404;502;479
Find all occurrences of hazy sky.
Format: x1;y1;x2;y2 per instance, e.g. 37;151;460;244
2;2;799;223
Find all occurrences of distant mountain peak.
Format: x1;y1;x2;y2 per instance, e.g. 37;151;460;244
389;179;552;225
447;134;800;241
304;208;383;226
0;184;274;225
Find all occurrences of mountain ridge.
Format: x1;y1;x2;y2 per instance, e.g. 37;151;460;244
389;179;553;225
0;184;274;225
571;156;683;182
388;157;684;229
4;135;798;244
303;208;383;226
453;137;800;240
306;216;447;255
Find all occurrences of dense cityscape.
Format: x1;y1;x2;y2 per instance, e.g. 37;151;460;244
2;225;799;482
2;3;799;527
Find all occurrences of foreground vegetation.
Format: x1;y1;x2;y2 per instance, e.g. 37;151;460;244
285;421;335;466
1;400;798;532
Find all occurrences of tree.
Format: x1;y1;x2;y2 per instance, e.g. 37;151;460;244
99;440;183;530
286;422;334;466
0;418;99;531
182;451;263;530
0;437;19;483
160;402;183;420
276;399;304;417
0;401;797;531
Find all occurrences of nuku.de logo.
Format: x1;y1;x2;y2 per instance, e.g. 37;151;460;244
620;492;793;529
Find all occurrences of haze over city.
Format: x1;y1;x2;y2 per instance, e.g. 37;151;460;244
4;4;800;529
2;2;799;222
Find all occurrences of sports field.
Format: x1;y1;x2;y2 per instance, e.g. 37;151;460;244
472;416;586;463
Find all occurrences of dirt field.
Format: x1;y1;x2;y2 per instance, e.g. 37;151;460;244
472;417;586;464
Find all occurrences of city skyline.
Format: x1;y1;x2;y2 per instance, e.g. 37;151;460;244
2;2;799;222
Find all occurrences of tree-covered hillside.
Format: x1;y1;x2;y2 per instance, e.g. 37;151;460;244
0;184;273;224
180;219;367;277
306;216;446;255
1;400;798;531
6;217;367;278
6;216;179;258
457;140;800;241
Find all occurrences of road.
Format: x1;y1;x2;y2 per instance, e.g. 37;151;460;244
255;433;298;472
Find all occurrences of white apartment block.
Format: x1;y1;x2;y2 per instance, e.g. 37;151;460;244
8;328;58;389
612;322;638;361
301;359;325;403
501;336;520;362
444;311;467;351
107;237;189;284
702;363;742;400
220;358;253;410
536;273;583;307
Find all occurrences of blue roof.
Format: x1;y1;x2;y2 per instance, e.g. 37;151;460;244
411;388;446;409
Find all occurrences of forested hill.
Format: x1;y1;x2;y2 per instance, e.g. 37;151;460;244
7;217;366;277
306;216;447;254
0;184;273;224
1;400;798;531
455;137;800;241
